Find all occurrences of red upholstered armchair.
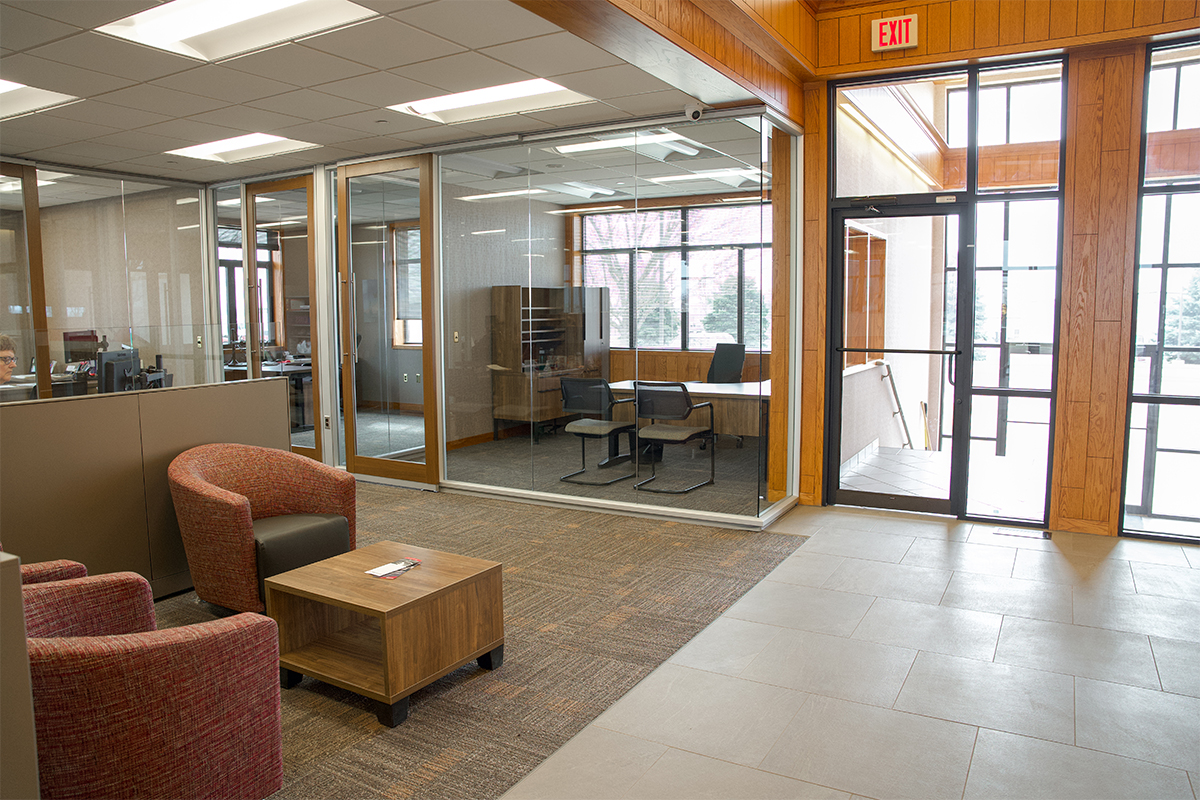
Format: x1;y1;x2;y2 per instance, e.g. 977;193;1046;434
24;572;282;800
168;443;357;613
20;559;87;584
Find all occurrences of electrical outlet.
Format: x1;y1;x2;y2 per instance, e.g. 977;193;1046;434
195;335;203;348
416;373;421;383
324;415;331;430
403;373;408;382
454;331;459;343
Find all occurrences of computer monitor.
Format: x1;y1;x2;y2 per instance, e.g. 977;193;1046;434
96;348;138;393
63;330;99;363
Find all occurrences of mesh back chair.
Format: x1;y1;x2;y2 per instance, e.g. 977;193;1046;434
706;342;746;383
560;377;637;485
633;381;715;493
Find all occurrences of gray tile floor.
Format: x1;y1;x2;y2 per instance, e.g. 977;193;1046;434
502;505;1200;800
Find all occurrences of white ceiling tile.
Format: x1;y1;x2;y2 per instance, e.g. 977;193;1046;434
0;128;73;153
395;0;560;49
271;121;364;146
393;51;531;94
221;43;374;87
97;84;229;117
552;65;676;101
151;65;296;104
0;5;81;53
29;32;199;82
357;0;431;11
133;118;248;146
246;89;374;121
604;89;702;117
41;100;171;130
90;129;183;154
323;107;441;135
520;102;631;127
300;17;464;70
314;71;438;107
3;1;158;28
0;53;133;96
31;139;144;163
331;135;421;155
456;114;552;137
185;106;309;135
0;112;120;142
482;32;624;77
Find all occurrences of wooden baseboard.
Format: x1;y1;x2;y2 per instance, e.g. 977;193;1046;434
447;432;494;451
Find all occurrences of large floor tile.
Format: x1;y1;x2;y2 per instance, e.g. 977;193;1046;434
724;581;875;637
1063;533;1194;568
994;616;1160;689
798;529;915;563
820;559;952;604
851;597;1002;661
1075;678;1200;773
740;627;917;707
867;516;973;542
759;695;977;800
1186;545;1200;569
626;748;851;800
592;663;808;767
940;571;1073;623
963;728;1194;800
1073;587;1200;642
900;538;1017;577
765;552;846;588
893;651;1075;744
668;617;780;677
1011;549;1137;592
1151;636;1200;698
500;726;666;800
1131;561;1200;600
967;526;1059;551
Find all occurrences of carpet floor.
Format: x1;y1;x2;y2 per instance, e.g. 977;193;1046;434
155;483;804;800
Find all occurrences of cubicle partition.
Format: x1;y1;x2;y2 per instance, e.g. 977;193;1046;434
0;379;289;597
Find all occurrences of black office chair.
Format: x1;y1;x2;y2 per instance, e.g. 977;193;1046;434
706;342;746;383
559;377;637;485
633;381;714;494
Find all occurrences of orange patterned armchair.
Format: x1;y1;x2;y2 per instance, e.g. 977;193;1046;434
168;443;357;613
24;571;282;799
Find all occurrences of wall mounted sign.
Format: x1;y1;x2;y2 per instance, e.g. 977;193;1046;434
871;15;918;52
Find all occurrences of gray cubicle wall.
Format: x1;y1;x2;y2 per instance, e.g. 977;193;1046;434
0;379;289;597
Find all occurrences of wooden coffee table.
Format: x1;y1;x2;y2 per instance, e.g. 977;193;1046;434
264;541;504;726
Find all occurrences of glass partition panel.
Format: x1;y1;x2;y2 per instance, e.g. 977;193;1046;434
836;73;967;197
441;116;777;518
0;166;36;402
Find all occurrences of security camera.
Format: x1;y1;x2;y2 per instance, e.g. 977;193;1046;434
684;105;703;121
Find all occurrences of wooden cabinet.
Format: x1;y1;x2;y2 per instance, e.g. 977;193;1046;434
491;285;608;436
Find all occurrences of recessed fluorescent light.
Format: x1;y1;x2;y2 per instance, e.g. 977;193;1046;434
545;205;623;215
0;79;80;119
554;132;687;154
458;189;547;202
471;229;507;235
167;133;319;163
176;196;199;205
217;195;275;206
391;79;593;124
176;224;200;230
97;0;376;61
650;168;763;184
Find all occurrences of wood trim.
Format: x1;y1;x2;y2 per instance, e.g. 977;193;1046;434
18;165;51;399
768;128;792;502
799;82;828;506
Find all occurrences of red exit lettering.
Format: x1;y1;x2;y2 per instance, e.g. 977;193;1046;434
871;15;919;53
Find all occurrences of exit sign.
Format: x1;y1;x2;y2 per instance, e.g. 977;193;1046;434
871;14;918;52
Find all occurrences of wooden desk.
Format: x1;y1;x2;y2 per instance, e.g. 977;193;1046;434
609;380;770;438
265;541;504;727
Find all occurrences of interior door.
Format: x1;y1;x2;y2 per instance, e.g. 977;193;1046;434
246;175;320;461
829;208;970;515
337;155;439;484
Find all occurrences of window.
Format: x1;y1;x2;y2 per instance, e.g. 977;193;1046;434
580;203;771;351
391;221;421;347
216;226;278;347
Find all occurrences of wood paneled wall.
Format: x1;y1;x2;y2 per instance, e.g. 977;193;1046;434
811;1;1198;75
1050;44;1146;536
799;82;829;506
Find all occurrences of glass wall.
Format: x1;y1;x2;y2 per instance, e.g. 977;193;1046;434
439;115;784;519
1125;42;1200;541
1;165;208;401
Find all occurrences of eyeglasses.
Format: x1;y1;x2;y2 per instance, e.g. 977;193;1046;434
0;356;17;365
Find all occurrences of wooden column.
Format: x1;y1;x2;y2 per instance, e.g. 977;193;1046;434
768;128;792;502
1049;43;1146;536
798;82;828;506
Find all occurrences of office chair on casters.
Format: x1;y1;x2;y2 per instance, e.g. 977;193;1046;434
706;342;746;383
633;381;715;494
559;377;637;485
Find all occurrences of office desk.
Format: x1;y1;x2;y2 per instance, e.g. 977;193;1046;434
224;362;314;431
609;380;770;438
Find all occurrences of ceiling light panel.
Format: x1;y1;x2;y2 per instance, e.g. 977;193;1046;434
457;189;547;202
97;0;377;61
167;133;320;163
0;79;80;120
391;79;594;124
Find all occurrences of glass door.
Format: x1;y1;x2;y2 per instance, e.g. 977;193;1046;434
246;175;320;460
829;209;970;515
337;155;438;484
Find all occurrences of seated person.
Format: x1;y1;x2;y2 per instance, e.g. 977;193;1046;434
0;334;17;384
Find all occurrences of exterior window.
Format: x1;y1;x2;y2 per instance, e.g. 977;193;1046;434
391;222;421;347
216;227;278;347
580;203;771;351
